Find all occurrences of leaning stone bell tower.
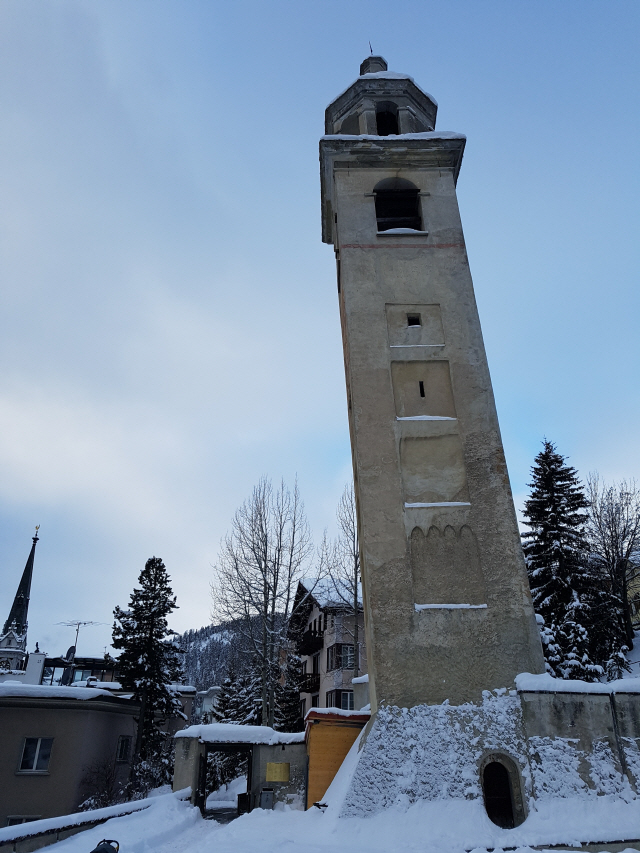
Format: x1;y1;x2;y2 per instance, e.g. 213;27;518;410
320;57;544;710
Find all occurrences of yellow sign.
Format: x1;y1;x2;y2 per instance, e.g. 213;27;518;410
265;762;290;782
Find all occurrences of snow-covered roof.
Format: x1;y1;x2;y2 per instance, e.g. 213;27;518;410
305;707;371;720
170;683;197;694
300;576;362;610
73;680;122;690
327;71;438;110
175;722;305;745
0;682;121;701
322;131;464;143
516;672;640;694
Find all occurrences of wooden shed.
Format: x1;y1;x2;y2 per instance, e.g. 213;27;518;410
305;709;370;809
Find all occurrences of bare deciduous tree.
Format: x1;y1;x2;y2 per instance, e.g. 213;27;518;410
325;483;362;678
587;475;640;647
211;478;312;727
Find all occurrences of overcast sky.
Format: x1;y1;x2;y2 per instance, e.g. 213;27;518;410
1;0;638;660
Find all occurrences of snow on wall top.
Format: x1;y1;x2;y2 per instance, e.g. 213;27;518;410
0;797;152;844
352;674;369;684
0;682;120;701
321;131;465;143
516;672;640;694
175;722;305;745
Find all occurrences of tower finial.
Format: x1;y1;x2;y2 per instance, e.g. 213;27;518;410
34;525;40;543
360;55;388;76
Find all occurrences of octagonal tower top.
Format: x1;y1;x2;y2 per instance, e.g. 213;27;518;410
325;56;438;136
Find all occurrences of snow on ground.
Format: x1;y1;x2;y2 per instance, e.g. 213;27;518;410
42;787;640;853
625;630;640;678
41;738;640;853
206;776;246;810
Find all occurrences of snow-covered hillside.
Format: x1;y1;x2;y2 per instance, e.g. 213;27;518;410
176;624;235;692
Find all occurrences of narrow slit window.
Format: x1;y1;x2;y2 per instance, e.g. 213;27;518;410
419;381;425;398
407;314;421;326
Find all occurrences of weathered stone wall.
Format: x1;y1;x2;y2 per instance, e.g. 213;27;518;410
340;691;640;819
250;742;307;810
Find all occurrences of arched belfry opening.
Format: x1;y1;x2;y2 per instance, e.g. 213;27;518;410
376;101;399;136
374;177;422;232
480;754;526;829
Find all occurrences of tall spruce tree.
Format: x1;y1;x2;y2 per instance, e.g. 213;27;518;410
521;440;603;680
112;557;185;785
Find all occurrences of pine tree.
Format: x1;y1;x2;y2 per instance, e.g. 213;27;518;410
521;441;603;680
275;651;303;732
112;556;185;787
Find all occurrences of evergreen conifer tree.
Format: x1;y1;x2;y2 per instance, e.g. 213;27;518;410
522;441;603;680
275;651;303;732
112;556;185;787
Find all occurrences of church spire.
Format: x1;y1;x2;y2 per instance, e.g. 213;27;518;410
3;527;39;637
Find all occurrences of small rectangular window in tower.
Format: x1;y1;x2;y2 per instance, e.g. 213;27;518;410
419;381;425;398
407;314;421;327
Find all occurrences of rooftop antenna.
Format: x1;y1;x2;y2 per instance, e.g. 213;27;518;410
57;620;105;655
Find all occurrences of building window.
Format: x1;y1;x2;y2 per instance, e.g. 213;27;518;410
311;694;319;708
6;817;40;827
116;735;132;763
312;653;320;675
327;643;356;671
19;738;53;773
374;177;422;232
326;690;355;711
299;698;306;719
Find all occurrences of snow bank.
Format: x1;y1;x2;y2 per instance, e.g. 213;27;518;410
341;693;529;817
0;683;116;700
0;797;153;843
351;674;368;684
206;776;247;809
175;722;304;745
516;672;640;693
39;782;640;853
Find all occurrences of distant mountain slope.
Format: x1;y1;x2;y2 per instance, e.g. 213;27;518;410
175;624;232;691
